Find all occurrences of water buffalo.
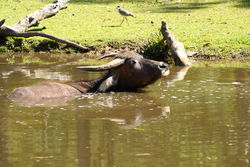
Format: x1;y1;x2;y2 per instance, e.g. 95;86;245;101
7;51;169;100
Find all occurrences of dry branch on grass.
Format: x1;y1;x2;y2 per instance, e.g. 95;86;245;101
0;0;89;51
160;21;191;66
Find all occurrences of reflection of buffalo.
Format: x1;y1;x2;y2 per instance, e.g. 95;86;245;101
7;51;169;99
77;97;171;129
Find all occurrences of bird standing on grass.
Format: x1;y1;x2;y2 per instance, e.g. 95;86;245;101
117;6;135;25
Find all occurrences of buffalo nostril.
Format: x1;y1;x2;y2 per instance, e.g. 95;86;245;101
159;63;167;69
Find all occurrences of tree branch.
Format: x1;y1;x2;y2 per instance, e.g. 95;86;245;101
14;31;89;51
0;0;90;52
11;0;70;33
160;21;191;66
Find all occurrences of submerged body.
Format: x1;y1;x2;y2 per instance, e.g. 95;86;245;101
8;51;169;100
8;82;82;99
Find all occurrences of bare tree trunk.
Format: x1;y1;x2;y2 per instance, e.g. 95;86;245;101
160;21;191;66
0;0;89;51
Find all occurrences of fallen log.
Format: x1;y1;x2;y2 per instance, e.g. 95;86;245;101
0;0;89;52
160;21;191;66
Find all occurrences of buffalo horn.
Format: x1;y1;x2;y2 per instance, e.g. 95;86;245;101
76;58;125;71
99;53;118;60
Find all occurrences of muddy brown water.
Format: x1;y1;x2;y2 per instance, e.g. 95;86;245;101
0;63;249;167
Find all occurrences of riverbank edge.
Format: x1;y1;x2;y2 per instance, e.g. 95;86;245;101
0;37;249;62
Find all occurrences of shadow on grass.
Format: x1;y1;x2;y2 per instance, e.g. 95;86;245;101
101;25;121;27
30;40;60;52
69;0;137;4
145;1;225;13
0;37;27;52
234;0;250;8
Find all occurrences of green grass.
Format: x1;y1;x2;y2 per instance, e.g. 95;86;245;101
0;0;249;57
192;60;250;67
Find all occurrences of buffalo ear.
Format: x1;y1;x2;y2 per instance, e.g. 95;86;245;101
0;19;5;27
98;74;119;92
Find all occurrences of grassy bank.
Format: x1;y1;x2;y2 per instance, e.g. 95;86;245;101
0;0;249;58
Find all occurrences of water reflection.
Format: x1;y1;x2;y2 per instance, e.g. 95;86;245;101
1;66;71;80
165;66;191;87
10;96;75;107
0;64;250;167
75;93;171;129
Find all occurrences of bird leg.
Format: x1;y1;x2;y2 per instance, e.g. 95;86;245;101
120;17;125;26
125;17;129;25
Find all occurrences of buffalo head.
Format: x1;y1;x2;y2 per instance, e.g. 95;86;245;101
77;51;169;92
